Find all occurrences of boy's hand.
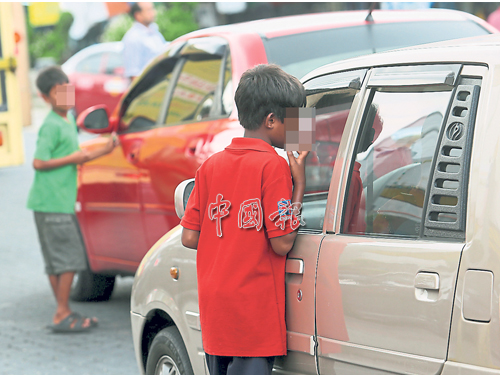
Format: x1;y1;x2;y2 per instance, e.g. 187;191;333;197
287;151;309;186
104;132;119;153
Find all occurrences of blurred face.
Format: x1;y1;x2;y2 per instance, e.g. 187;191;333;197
44;83;75;111
284;107;316;151
136;2;156;26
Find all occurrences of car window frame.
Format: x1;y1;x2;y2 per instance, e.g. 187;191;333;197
333;64;481;242
299;69;368;234
117;51;183;134
160;36;231;127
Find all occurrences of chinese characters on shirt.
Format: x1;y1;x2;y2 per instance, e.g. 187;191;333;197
207;195;304;237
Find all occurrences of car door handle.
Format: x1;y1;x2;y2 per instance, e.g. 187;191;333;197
127;149;140;163
286;258;304;275
414;272;440;290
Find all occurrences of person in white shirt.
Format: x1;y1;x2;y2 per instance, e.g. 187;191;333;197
122;2;168;80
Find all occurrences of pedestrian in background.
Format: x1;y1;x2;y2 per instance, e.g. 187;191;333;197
27;66;119;333
122;2;168;80
181;64;309;375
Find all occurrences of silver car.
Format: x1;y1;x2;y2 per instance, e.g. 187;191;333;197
131;33;500;375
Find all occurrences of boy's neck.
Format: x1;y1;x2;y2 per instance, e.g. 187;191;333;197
243;129;271;145
52;108;68;120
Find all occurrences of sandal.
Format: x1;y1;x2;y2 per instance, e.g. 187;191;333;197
73;312;98;328
49;312;92;333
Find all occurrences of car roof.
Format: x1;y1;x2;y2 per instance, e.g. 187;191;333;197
302;33;500;83
62;42;123;72
179;9;492;40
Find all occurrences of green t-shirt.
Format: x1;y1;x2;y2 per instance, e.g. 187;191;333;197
27;110;80;214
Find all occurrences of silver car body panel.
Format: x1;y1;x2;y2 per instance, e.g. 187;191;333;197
132;35;500;375
131;226;206;375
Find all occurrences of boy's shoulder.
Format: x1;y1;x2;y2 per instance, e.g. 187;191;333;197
39;111;76;131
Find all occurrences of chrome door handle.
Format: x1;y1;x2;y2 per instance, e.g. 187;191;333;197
286;258;304;275
415;272;440;290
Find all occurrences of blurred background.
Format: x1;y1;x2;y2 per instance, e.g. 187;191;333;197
22;2;500;69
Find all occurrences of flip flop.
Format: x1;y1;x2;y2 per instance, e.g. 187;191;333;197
49;312;92;333
73;312;98;328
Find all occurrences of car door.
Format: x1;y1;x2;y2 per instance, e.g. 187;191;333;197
138;37;235;248
79;54;179;268
315;65;478;374
274;70;367;375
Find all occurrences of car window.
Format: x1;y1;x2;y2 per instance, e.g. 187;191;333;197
263;20;490;79
164;55;224;125
300;70;367;232
75;52;104;74
341;89;454;237
104;52;123;75
120;58;177;132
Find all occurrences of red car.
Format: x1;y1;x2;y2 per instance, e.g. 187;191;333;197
73;9;496;301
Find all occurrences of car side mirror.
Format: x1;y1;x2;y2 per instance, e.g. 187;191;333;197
174;178;195;219
77;105;115;134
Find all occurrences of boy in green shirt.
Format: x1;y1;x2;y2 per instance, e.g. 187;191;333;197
27;66;118;333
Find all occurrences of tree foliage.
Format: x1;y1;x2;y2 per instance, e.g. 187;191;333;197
27;11;74;65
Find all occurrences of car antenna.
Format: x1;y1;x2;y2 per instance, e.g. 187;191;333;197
365;2;376;23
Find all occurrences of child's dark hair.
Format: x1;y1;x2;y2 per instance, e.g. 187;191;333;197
36;66;69;96
234;64;306;130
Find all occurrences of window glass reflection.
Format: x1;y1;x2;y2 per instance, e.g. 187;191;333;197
342;90;452;237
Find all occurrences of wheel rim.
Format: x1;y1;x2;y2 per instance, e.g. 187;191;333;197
155;355;180;375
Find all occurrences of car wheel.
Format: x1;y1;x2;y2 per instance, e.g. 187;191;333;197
70;269;115;302
146;326;194;375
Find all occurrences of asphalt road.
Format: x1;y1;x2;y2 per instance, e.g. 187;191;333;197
0;120;139;375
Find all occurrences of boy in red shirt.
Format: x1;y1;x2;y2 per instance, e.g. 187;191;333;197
181;64;309;375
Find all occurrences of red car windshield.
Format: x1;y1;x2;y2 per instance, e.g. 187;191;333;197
263;20;491;79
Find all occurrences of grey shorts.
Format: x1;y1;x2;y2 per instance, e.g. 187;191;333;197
34;212;87;275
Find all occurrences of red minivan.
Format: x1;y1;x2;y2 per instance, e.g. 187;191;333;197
73;9;496;301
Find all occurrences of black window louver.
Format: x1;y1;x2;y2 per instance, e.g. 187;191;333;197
423;78;481;240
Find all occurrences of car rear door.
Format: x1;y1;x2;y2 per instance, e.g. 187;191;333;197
315;65;479;374
274;70;367;375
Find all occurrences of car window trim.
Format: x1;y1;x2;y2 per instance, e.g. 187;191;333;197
303;70;369;234
209;45;230;118
367;64;462;89
336;65;479;241
304;69;368;93
157;57;186;125
162;43;233;127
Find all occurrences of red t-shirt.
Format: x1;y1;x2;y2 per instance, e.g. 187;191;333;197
181;137;297;357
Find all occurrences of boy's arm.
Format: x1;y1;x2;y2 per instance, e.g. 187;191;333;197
269;150;308;256
33;133;118;171
181;228;200;249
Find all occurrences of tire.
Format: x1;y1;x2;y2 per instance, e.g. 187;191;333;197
70;269;115;302
146;326;194;375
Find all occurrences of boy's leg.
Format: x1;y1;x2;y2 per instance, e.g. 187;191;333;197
53;272;74;323
48;274;60;299
227;356;275;375
205;354;231;375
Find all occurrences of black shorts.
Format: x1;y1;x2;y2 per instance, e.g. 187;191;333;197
205;354;274;375
34;212;87;275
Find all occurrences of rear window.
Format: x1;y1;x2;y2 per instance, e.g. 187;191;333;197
263;20;490;79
